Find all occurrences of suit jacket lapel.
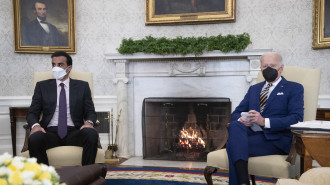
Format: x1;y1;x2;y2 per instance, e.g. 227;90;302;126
69;78;77;114
48;80;57;114
33;19;48;34
263;77;288;112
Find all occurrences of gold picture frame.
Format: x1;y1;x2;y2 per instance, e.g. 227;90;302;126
145;0;235;25
312;0;330;49
12;0;76;53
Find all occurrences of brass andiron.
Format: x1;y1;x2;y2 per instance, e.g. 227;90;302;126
105;108;122;161
114;109;122;148
105;111;112;159
111;108;122;159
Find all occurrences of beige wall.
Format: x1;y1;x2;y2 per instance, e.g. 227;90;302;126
0;0;329;96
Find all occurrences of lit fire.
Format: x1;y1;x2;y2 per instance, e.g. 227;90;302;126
178;127;205;149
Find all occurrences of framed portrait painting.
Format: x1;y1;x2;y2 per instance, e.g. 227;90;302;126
12;0;76;53
313;0;330;49
145;0;235;25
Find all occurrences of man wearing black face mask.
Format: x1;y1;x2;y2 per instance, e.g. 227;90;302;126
226;52;304;185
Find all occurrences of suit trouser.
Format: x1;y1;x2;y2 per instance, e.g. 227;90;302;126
226;121;286;185
28;126;98;166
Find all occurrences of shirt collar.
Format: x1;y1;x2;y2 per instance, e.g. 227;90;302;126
37;17;46;24
56;78;70;88
265;76;282;88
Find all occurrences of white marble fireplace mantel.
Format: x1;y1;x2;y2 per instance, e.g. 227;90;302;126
105;49;271;158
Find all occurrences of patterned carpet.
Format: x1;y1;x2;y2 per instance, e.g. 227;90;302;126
106;167;277;185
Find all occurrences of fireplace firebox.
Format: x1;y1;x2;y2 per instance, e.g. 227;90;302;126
142;98;231;161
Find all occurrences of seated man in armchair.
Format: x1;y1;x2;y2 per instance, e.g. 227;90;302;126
226;52;304;185
27;51;98;166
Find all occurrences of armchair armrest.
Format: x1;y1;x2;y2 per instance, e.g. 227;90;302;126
286;135;297;165
95;120;102;149
21;123;30;153
215;123;229;150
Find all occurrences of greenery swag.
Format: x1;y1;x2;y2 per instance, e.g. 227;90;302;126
117;33;251;56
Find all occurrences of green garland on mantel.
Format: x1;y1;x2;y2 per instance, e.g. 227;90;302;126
117;33;251;56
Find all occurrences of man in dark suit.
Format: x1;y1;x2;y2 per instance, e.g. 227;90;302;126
27;51;98;166
22;0;67;46
226;52;304;185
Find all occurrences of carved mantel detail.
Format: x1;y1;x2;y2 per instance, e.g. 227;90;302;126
169;61;206;76
112;59;129;84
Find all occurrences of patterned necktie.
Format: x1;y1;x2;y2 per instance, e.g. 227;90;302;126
58;83;67;138
260;83;272;113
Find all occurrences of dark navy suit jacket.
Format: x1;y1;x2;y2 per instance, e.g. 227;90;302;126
22;19;67;46
27;79;96;129
230;77;304;153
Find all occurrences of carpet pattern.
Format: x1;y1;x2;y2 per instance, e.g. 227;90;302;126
106;167;276;185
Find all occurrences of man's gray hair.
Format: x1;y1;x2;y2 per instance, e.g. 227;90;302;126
261;52;283;66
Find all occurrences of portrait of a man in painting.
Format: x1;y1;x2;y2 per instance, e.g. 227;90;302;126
20;0;68;46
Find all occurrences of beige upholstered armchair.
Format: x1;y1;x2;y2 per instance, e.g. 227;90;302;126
20;71;105;167
204;66;321;185
276;167;330;185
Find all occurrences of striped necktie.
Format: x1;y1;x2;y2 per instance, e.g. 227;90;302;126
260;83;272;113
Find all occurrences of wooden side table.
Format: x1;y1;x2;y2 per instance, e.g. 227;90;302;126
9;107;29;156
292;130;330;174
316;108;330;120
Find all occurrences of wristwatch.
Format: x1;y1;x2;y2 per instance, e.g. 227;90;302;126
85;120;94;126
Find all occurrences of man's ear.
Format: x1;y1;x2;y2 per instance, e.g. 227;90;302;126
67;65;72;73
278;65;284;74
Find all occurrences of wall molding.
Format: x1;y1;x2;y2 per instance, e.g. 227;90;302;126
318;95;330;108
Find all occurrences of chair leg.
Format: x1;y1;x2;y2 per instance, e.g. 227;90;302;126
204;166;217;185
250;175;256;185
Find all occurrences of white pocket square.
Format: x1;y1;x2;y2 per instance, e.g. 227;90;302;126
277;92;284;95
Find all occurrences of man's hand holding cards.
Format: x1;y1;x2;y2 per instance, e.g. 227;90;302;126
241;112;263;132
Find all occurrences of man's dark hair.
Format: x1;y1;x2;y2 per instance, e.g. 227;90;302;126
32;1;48;10
51;51;72;66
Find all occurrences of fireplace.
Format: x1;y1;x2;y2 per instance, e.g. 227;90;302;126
142;97;231;161
106;49;270;158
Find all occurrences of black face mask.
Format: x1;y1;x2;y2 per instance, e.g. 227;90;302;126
262;67;278;82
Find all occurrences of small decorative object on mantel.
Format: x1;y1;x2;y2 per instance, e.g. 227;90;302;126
105;108;122;161
117;33;251;56
0;152;60;185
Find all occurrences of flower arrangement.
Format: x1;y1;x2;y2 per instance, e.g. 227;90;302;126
0;153;59;185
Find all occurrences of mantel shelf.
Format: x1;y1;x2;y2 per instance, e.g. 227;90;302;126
105;49;272;61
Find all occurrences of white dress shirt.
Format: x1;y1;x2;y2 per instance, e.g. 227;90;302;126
37;17;50;33
263;77;282;128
